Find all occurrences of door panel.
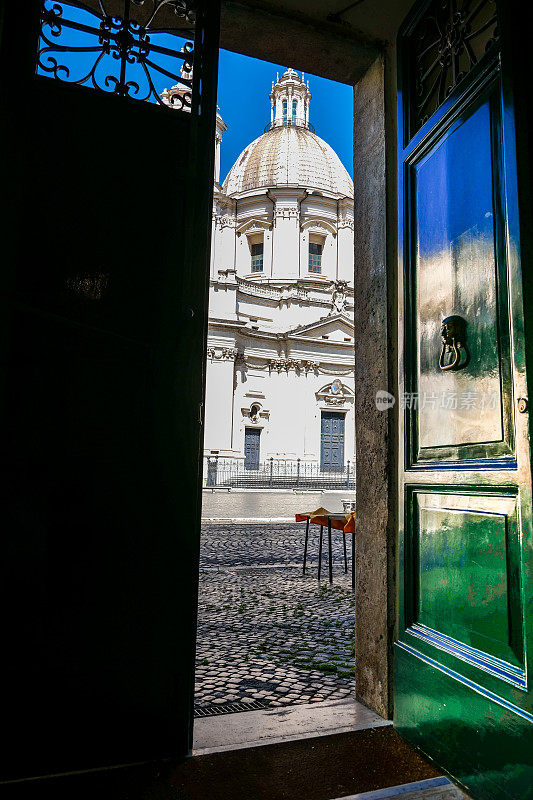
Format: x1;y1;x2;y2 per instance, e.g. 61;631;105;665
321;411;345;471
244;427;260;470
397;1;533;798
0;0;220;781
414;95;511;457
404;489;525;685
406;80;514;466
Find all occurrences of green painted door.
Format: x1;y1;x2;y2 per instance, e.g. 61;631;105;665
396;2;533;797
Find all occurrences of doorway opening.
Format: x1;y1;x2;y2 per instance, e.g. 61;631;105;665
194;47;366;751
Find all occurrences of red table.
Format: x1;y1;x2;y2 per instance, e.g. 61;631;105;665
295;508;355;589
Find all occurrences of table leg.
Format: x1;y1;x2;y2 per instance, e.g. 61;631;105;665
343;532;348;573
318;525;323;580
328;517;333;585
352;531;355;591
303;516;309;575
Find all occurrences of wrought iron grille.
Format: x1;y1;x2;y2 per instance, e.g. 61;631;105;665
410;0;499;134
37;0;196;110
194;700;270;717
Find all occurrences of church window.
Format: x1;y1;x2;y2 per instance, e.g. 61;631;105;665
251;242;264;272
292;99;298;121
282;100;288;123
308;241;323;273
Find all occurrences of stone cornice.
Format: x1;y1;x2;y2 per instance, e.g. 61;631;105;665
235;354;354;376
208;321;355;350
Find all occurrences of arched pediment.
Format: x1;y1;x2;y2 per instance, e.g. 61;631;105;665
236;218;272;236
316;380;354;404
300;218;337;236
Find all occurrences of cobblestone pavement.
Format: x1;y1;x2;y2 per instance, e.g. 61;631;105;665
195;523;355;710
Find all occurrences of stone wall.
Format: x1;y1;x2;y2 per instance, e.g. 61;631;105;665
353;54;394;718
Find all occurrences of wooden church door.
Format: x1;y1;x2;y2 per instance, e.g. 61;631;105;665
0;0;220;781
395;1;533;797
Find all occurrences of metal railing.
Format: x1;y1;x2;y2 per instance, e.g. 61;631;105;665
264;118;316;134
203;457;354;489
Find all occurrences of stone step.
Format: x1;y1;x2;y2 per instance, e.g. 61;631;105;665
334;776;470;800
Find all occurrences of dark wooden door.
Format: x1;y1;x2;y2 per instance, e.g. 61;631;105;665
321;411;345;471
244;428;261;470
396;1;533;797
0;0;220;781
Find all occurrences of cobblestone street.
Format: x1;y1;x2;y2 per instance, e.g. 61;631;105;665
195;523;355;711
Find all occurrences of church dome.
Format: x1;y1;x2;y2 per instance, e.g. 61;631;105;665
222;68;353;198
223;125;354;198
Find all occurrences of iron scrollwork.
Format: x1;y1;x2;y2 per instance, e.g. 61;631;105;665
411;0;499;133
38;0;196;110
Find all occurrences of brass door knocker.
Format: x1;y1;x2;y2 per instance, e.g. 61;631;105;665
439;315;469;371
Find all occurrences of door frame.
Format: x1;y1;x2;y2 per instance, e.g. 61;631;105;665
244;426;261;470
216;5;393;721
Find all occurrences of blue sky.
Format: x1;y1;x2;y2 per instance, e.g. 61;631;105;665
37;4;353;182
217;50;354;183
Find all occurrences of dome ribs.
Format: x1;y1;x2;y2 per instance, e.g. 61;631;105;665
223;127;353;197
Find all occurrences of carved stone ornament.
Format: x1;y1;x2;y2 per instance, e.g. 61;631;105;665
274;206;299;220
330;280;349;315
242;405;270;422
268;358;307;373
316;380;354;405
207;346;238;361
219;215;237;229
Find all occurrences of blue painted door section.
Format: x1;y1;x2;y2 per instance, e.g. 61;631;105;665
321;412;345;471
244;428;260;470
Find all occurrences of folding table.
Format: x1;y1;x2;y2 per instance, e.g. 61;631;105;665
295;508;355;589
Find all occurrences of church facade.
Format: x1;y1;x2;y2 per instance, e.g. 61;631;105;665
198;70;355;475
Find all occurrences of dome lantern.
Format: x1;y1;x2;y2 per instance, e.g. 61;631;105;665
268;67;312;131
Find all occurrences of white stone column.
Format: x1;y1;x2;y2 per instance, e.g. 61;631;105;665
204;347;237;453
321;231;337;282
270;189;302;281
209;269;238;319
304;368;320;462
214;109;227;184
337;199;354;284
263;228;273;277
210;206;217;279
275;95;282;124
299;228;308;279
217;212;237;274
